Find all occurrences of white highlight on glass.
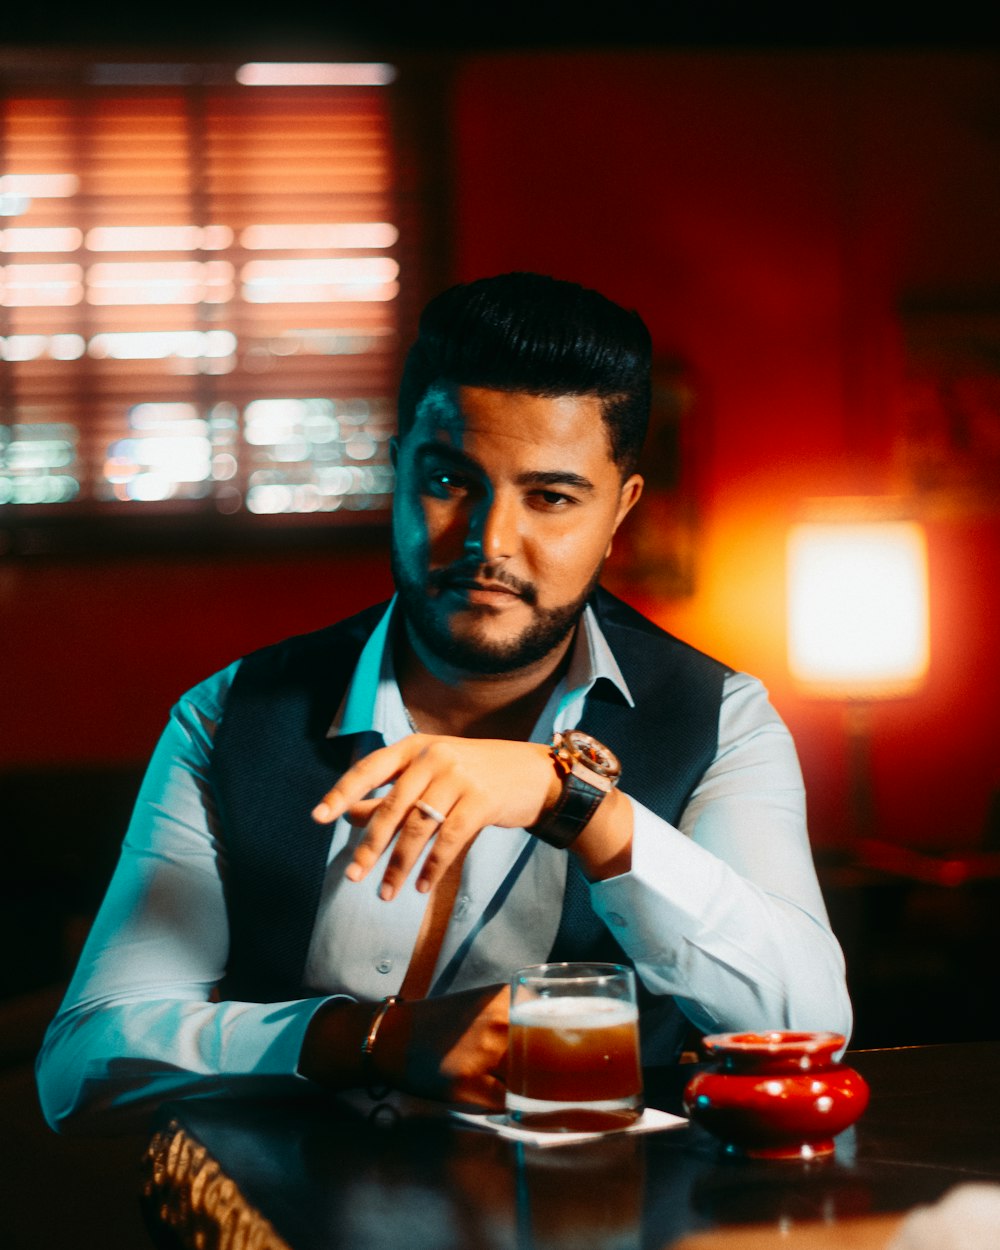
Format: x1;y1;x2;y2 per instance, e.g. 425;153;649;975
0;422;80;505
4;434;75;471
128;402;201;429
241;257;398;303
235;63;396;87
0;173;80;198
88;331;237;360
85;225;234;252
1;227;83;253
2;334;84;361
103;402;213;501
239;223;398;251
241;397;394;514
0;263;84;306
244;397;339;447
86;260;235;305
271;328;392;356
787;520;930;697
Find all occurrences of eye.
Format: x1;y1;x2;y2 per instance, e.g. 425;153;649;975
531;489;576;510
424;469;470;498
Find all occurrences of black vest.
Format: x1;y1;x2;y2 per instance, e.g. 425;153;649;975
210;587;728;1063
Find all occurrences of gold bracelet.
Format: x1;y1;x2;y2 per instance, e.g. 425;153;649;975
361;995;401;1098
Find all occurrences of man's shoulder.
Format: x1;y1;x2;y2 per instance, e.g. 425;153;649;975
238;600;391;675
592;587;732;676
213;601;392;745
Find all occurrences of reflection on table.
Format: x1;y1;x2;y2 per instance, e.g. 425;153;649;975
141;1042;1000;1250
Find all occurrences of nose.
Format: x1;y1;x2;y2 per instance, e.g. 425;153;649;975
467;489;518;561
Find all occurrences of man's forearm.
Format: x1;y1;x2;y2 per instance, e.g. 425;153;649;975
569;786;634;881
589;804;853;1039
297;998;379;1089
300;986;510;1109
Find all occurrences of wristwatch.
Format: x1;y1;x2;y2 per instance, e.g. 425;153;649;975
529;730;622;850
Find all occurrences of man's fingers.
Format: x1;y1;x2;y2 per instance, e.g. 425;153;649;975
342;798;381;826
377;791;456;899
344;764;443;889
311;738;418;824
414;794;484;894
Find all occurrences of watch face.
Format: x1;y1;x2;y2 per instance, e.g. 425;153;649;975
560;730;621;782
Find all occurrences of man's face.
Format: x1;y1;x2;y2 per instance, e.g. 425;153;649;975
390;384;643;676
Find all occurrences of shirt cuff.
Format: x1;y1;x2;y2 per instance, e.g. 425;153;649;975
588;796;729;962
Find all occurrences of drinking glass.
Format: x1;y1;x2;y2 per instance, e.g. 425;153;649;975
506;962;643;1131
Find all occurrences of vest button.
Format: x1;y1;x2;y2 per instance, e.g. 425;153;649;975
453;894;471;920
375;958;393;974
607;912;627;928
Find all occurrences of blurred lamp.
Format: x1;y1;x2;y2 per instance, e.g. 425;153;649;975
787;519;929;699
787;513;930;841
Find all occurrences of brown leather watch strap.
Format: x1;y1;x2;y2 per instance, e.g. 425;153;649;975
529;770;608;849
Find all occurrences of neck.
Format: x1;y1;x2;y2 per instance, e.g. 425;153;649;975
395;622;573;741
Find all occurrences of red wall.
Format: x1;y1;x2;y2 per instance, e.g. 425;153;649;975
0;548;395;767
3;49;999;853
449;50;1000;849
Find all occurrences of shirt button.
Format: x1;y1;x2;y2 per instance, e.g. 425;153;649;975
375;958;393;974
607;912;627;929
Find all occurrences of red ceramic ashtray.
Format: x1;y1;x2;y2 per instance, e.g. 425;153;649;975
682;1031;870;1161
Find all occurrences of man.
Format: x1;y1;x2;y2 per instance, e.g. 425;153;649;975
37;273;850;1133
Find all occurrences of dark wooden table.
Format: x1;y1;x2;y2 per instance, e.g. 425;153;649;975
141;1042;1000;1250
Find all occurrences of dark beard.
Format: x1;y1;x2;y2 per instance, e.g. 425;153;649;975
391;546;603;676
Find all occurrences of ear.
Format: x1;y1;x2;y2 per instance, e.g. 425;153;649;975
606;474;644;557
613;473;644;530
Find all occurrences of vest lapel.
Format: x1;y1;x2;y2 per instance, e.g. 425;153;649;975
213;603;387;1000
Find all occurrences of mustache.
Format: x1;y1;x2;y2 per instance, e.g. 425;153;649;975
428;563;539;607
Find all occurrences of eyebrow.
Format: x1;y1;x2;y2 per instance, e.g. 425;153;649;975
515;469;595;493
416;443;595;493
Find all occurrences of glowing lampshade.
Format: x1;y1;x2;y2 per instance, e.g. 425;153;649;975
787;520;930;697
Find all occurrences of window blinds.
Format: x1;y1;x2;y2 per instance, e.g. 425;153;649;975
0;63;412;541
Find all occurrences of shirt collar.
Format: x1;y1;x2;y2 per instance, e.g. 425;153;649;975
326;594;634;741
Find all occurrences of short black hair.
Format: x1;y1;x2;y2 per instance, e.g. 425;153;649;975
398;272;651;475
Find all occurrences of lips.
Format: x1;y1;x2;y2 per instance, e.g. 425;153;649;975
443;579;524;608
429;565;537;606
449;578;520;597
447;575;520;600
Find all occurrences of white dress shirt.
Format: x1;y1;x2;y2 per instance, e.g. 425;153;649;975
37;599;850;1134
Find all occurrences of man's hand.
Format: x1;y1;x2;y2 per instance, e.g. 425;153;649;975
378;985;510;1109
312;734;560;900
300;984;510;1111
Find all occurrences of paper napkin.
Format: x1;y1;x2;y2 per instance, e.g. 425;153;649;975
450;1106;687;1147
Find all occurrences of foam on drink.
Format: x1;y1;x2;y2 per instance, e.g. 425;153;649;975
510;995;637;1029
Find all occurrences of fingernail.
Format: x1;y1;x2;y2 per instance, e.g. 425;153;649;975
416;878;431;894
345;863;363;882
312;803;332;822
379;883;395;902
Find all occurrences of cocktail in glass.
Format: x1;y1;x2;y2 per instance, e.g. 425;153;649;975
506;962;643;1132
